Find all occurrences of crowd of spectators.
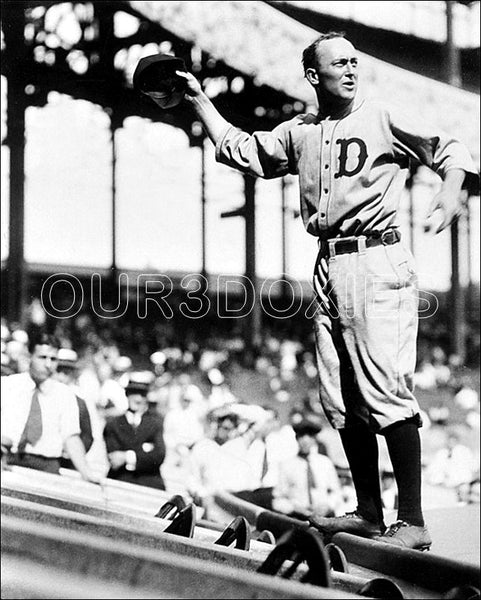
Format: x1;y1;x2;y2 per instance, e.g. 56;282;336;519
1;301;479;516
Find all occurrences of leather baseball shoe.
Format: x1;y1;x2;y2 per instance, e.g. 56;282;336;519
308;511;386;540
375;520;432;551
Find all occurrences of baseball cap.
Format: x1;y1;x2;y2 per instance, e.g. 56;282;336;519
133;54;187;109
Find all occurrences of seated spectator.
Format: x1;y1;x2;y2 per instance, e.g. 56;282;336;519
163;384;207;456
1;332;100;483
235;407;298;509
185;410;253;514
97;356;131;418
425;428;478;504
413;360;437;391
103;372;166;489
206;367;237;410
454;380;479;411
272;416;343;520
1;340;15;376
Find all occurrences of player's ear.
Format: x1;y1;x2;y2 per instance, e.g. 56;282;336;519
305;68;319;86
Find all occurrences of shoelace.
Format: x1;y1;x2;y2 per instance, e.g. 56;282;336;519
385;520;409;537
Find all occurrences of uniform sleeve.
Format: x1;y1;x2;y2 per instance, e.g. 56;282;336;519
215;120;297;179
387;104;479;193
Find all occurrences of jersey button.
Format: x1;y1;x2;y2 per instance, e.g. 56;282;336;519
324;164;329;169
325;140;330;145
320;212;326;218
324;189;328;194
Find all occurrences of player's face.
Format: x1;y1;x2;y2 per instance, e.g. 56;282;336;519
312;38;359;102
29;344;58;385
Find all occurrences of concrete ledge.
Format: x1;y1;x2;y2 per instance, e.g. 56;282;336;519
2;515;363;599
2;554;168;599
1;496;271;566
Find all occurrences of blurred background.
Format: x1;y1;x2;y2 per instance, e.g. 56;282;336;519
1;1;480;507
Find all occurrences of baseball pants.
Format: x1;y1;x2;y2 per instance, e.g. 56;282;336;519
312;240;422;432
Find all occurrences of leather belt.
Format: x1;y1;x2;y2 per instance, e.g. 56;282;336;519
326;228;401;258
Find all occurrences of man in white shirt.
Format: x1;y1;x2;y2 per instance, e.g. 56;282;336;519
272;417;343;519
186;411;253;512
1;333;101;483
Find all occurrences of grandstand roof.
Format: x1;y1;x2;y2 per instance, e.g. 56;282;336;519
270;1;481;48
130;0;480;166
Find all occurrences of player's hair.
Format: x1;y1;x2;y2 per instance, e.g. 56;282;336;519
302;31;346;73
28;331;61;355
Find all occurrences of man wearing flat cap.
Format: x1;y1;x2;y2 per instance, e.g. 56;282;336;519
103;372;166;489
272;415;343;520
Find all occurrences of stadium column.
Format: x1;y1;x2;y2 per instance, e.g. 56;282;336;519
244;174;261;365
110;112;120;297
445;0;466;362
96;1;120;304
4;3;27;326
281;178;288;290
201;137;207;280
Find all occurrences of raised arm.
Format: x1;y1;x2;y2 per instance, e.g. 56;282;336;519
176;70;232;145
176;70;292;180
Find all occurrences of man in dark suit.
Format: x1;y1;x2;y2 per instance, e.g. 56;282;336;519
103;372;166;489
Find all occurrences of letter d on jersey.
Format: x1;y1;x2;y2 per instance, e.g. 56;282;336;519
334;138;368;178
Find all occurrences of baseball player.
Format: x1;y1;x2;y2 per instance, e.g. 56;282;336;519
166;32;477;549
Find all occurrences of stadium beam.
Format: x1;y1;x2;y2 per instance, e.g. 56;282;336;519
445;0;466;362
244;174;261;363
3;3;27;326
220;176;261;361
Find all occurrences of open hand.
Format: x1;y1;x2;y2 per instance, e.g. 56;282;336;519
424;190;462;235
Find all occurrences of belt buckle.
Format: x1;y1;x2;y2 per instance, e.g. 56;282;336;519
328;236;355;258
328;235;366;257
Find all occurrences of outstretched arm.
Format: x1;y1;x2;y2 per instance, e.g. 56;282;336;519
176;70;232;145
177;70;291;179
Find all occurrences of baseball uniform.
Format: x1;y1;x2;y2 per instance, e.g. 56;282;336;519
215;99;478;431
